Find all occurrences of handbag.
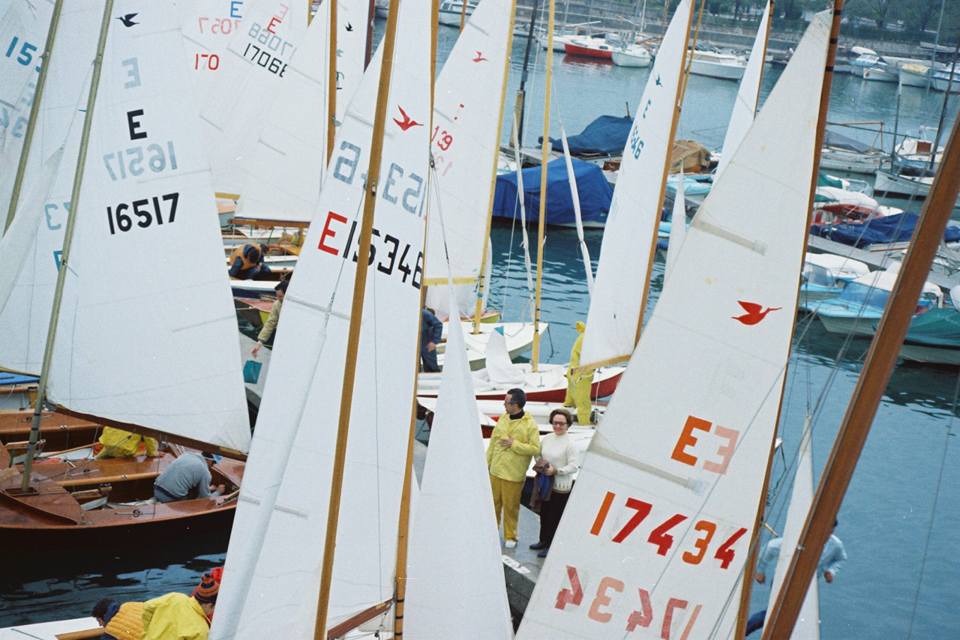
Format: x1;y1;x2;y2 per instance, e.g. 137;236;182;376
243;359;263;384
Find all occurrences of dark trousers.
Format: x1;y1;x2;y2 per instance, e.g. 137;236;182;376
538;490;570;546
420;346;440;372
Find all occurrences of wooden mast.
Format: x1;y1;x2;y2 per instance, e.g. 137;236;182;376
630;0;695;348
392;2;439;637
326;0;338;162
18;0;114;493
530;0;555;372
734;2;836;636
470;1;518;334
4;0;65;233
312;0;402;636
763;71;960;640
459;0;468;31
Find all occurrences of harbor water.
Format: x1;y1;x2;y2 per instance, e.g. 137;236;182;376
3;20;960;639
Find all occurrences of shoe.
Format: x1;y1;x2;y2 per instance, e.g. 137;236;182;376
537;547;549;558
504;539;517;549
529;541;548;550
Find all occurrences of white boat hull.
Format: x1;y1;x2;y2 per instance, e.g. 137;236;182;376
416;362;625;402
899;342;960;366
438;321;540;371
932;76;960;93
689;58;745;80
612;50;651;68
819;148;884;174
0;618;101;639
817;313;878;337
898;67;930;88
861;66;897;82
874;169;933;198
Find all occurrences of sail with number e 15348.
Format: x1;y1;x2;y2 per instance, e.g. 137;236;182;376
578;0;692;370
209;0;432;636
516;10;831;639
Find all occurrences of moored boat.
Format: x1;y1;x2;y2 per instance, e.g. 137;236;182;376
611;44;652;67
437;0;477;27
563;37;614;60
689;48;747;80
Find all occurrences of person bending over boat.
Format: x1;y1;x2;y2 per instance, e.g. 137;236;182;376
487;388;541;549
153;452;225;503
251;278;288;356
95;426;159;459
141;576;217;640
92;597;144;640
228;243;271;280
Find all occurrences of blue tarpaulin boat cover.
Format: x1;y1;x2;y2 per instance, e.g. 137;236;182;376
0;372;37;387
546;115;633;156
493;158;613;226
811;212;960;248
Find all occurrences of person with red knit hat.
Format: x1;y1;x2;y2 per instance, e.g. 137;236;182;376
192;573;219;622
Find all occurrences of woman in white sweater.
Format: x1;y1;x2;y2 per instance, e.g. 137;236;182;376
529;408;581;557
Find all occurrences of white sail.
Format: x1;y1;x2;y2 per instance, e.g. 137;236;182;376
715;0;770;178
0;2;105;375
664;170;686;278
232;1;330;222
0;0;53;220
404;289;513;639
335;0;371;127
517;11;830;639
197;0;308;196
766;422;820;640
178;0;247;105
423;0;513;316
44;2;250;452
579;0;693;369
211;0;432;636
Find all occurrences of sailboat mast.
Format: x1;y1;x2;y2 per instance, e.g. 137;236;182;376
928;39;960;173
459;0;468;31
757;0;774;96
312;0;402;636
472;1;518;334
392;3;439;636
327;0;338;162
763;90;960;640
514;0;541;152
19;0;114;493
530;0;556;372
630;0;695;347
4;0;65;233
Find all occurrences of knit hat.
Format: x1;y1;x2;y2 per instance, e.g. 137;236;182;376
193;573;219;604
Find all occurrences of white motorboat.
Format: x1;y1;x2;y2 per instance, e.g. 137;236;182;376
688;49;747;80
898;62;931;88
820;129;887;174
437;0;477;27
612;44;652;67
931;67;960;93
861;63;898;82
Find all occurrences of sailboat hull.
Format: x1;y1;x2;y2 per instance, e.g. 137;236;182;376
0;448;243;552
416;362;624;402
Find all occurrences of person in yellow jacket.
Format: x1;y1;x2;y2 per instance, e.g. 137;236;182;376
95;426;159;459
92;598;144;640
487;388;540;549
563;320;595;424
141;591;211;640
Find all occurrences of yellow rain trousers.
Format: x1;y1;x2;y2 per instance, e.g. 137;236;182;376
142;592;210;640
563;325;595;424
96;426;158;458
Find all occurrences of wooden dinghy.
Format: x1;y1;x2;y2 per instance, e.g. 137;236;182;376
0;410;101;452
0;443;243;549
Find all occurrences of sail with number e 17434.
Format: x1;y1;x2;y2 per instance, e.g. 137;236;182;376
516;10;831;640
209;0;432;636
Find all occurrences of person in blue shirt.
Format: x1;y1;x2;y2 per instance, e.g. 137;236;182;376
228;243;271;280
420;307;443;372
746;519;847;636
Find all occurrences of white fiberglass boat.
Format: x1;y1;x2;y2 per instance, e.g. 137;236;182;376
612;44;652;67
689;49;747;80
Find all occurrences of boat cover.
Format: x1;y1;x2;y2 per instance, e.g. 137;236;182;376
0;372;37;387
905;308;960;347
811;212;960;248
492;158;614;226
547;115;633;156
823;129;875;154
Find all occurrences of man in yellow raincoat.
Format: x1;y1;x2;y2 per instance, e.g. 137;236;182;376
564;320;595;424
141;590;212;640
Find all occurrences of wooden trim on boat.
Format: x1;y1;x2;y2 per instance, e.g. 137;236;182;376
57;628;104;640
56;470;159;489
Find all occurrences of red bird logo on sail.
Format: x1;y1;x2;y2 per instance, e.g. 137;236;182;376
393;106;422;131
473;51;488;62
732;301;781;325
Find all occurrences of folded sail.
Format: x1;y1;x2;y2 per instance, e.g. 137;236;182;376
517;11;830;639
211;0;432;636
0;2;106;375
44;2;250;452
423;0;514;316
404;289;513;639
579;0;693;369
